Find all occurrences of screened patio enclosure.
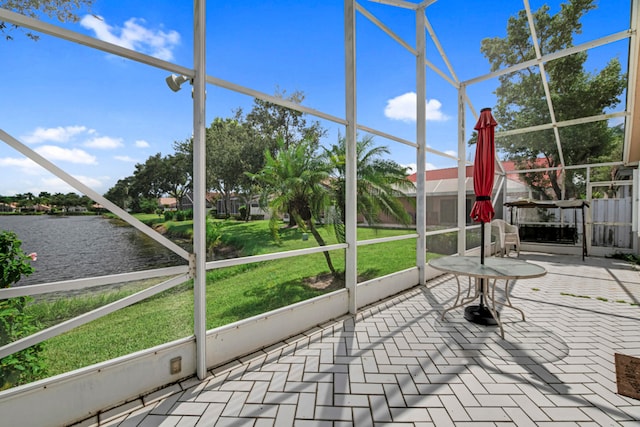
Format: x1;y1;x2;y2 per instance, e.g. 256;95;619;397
0;1;639;426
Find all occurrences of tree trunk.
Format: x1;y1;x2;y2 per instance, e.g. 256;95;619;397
307;220;336;275
223;192;231;218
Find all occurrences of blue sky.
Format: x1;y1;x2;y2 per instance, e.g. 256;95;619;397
0;0;631;197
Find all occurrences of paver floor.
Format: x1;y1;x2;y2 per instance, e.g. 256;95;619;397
76;252;640;426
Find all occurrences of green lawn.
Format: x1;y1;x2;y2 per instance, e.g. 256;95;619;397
33;219;428;376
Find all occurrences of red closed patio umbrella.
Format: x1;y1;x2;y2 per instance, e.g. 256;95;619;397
466;107;497;325
470;107;497;224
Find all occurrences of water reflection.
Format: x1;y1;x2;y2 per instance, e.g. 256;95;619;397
0;215;186;286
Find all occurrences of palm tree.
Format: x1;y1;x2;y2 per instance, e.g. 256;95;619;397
324;134;414;242
250;138;336;274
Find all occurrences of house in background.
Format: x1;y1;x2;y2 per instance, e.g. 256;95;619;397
397;163;529;227
65;205;88;213
158;197;178;211
0;202;16;212
20;203;52;213
157;192;224;216
214;194;270;219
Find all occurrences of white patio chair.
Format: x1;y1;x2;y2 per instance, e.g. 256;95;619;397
491;218;520;257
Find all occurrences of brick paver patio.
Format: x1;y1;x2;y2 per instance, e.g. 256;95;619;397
75;252;640;426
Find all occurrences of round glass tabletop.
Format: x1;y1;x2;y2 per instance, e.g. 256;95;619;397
429;255;547;280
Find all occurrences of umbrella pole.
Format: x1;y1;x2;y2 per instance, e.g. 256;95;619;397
464;221;498;326
479;220;485;307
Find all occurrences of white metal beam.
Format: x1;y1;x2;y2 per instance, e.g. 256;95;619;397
504;161;624;175
192;0;208;380
358;1;460;90
457;85;467;255
0;266;188;299
624;0;640;163
463;30;632;87
357;2;416;54
523;0;566;172
0;274;189;359
496;111;627;138
415;6;427;284
0;9;193;78
356;233;419;246
424;16;459;84
206;76;348;126
356;124;460;162
367;0;421;10
345;0;358;314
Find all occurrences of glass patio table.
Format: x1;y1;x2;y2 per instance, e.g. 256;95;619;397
429;255;547;338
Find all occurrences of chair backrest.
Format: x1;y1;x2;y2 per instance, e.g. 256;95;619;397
491;217;520;237
491;218;520;253
491;218;507;234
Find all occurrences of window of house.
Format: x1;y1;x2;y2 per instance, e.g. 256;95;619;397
440;199;456;225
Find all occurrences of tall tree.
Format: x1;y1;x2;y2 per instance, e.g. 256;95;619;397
50;193;65;211
104;177;133;211
245;89;327;225
20;192;35;210
480;0;626;199
128;153;167;211
162;152;192;211
589;123;625;196
202;116;266;217
324;134;413;242
249;138;336;275
1;0;94;40
245;88;326;152
104;149;192;213
37;192;51;208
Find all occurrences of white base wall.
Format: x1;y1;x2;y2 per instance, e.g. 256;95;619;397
0;337;196;427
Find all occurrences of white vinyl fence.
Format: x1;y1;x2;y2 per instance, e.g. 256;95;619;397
591;197;633;248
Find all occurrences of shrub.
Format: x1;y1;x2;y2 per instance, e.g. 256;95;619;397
176;210;186;221
238;205;247;221
607;252;640;265
139;198;159;214
206;221;226;256
0;230;46;390
164;211;174;221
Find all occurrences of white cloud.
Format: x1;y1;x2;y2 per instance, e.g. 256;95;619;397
41;176;105;193
114;155;137;162
135;139;150;148
80;15;180;61
35;146;97;164
84;136;124;149
38;177;75;194
22;126;89;144
402;162;438;174
403;163;416;174
0;158;105;194
0;157;41;174
384;92;449;123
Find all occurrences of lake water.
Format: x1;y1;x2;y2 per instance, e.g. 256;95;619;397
0;215;186;286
